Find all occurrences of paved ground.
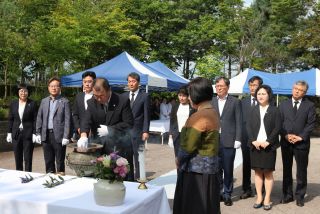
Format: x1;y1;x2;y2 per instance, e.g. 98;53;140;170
1;135;320;213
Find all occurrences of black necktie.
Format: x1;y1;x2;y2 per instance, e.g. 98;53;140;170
130;93;135;108
293;101;299;115
252;98;256;107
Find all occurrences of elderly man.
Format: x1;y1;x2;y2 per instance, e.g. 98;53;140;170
36;77;71;175
78;78;134;180
279;80;316;207
212;76;242;206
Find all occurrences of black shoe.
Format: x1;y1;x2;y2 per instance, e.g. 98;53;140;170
263;204;272;211
280;197;294;204
253;203;263;209
220;195;224;202
296;200;304;207
224;198;233;206
240;191;253;199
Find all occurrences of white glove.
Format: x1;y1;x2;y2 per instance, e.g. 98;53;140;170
168;135;174;148
97;125;109;137
62;138;70;146
77;137;88;148
234;141;241;149
6;133;12;143
32;134;37;143
35;135;42;144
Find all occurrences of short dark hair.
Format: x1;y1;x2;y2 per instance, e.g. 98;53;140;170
16;83;30;96
248;76;263;85
82;71;96;79
215;76;230;87
48;76;61;86
127;72;140;82
93;78;111;92
177;85;189;96
188;77;213;105
254;84;273;103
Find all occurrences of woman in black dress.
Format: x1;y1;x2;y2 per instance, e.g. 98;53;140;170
246;85;281;210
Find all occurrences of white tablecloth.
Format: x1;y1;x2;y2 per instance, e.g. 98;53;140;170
0;169;170;214
149;120;170;145
149;120;170;134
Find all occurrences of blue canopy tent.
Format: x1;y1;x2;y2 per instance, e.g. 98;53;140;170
216;69;279;94
277;68;320;96
61;52;186;91
224;68;320;96
146;61;189;90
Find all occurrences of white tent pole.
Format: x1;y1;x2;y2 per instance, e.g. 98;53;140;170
146;85;149;93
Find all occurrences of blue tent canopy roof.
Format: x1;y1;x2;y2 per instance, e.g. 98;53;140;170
61;52;188;91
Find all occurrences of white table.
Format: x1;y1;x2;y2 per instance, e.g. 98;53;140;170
0;169;170;214
149;120;170;145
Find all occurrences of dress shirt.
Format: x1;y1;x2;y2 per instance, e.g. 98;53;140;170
257;105;269;142
48;96;59;129
177;104;190;132
217;95;228;116
18;101;26;129
292;98;302;110
84;92;93;110
128;89;139;102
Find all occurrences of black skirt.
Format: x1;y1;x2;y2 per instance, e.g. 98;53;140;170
250;147;276;171
173;171;220;214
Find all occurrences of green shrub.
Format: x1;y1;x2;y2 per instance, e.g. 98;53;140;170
0;107;9;121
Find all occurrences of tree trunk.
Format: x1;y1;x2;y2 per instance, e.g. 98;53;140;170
228;56;232;78
4;63;8;99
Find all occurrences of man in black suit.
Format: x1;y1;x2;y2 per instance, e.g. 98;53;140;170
279;80;316;207
72;71;96;139
124;72;150;180
212;77;242;206
79;78;134;180
240;76;263;199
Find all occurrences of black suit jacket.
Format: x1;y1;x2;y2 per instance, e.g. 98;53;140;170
212;95;242;148
72;92;86;131
122;91;150;137
241;96;252;143
279;98;316;149
169;103;195;142
246;105;281;151
81;92;134;147
8;99;37;140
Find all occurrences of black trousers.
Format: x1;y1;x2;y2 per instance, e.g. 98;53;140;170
43;131;66;173
12;129;34;172
281;144;309;200
241;141;252;192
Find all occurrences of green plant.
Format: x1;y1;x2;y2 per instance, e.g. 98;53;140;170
0;107;9;120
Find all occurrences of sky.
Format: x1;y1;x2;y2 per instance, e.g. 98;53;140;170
244;0;253;7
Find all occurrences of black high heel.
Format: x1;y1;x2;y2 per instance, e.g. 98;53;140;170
253;202;263;209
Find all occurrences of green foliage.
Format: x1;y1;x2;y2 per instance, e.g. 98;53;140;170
0;107;9;120
196;53;224;81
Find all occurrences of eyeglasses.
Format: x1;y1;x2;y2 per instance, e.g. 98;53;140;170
49;85;60;89
19;89;28;93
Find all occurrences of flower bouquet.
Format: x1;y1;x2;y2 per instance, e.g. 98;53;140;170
92;152;130;182
92;152;129;206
